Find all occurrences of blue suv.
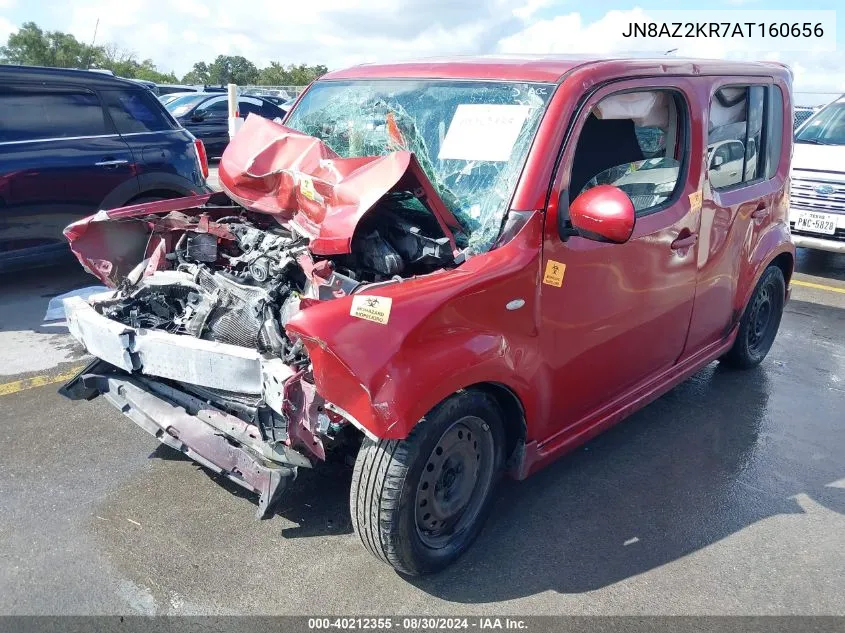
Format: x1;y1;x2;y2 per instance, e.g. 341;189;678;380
0;65;212;271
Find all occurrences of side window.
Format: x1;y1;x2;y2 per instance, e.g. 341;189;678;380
711;143;730;166
102;90;174;134
707;85;767;189
260;102;282;119
570;89;687;216
766;87;783;180
196;98;228;117
239;99;261;116
0;88;108;143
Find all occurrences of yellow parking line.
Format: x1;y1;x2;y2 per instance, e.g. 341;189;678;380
0;365;86;397
792;279;845;294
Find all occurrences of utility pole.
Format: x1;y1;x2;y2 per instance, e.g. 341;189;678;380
85;18;99;69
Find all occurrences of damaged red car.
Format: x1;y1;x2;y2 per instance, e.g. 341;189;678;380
60;56;795;575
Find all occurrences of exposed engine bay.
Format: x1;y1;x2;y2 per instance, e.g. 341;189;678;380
60;119;469;518
98;192;454;359
66;189;458;480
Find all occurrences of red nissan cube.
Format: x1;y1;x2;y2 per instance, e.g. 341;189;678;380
60;56;794;575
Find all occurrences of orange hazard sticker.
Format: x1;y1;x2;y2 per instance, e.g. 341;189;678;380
542;260;566;287
689;190;703;212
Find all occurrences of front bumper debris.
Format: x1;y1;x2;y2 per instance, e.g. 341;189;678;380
61;361;309;518
63;295;294;398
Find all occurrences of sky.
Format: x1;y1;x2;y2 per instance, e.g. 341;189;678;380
1;0;843;104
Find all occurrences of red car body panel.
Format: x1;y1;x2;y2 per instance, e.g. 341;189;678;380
217;115;462;256
64;56;795;481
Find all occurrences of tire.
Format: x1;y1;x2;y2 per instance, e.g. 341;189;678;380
720;265;786;369
128;195;167;204
350;390;505;575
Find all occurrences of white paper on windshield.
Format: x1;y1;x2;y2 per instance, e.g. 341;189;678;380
438;104;531;162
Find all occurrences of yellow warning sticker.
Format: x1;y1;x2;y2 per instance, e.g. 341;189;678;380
350;295;393;325
299;175;317;201
542;260;566;287
688;190;703;212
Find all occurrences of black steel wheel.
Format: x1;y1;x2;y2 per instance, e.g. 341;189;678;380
721;265;786;369
350;390;505;575
414;415;496;549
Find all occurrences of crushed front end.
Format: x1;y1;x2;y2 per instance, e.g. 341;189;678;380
60;116;463;518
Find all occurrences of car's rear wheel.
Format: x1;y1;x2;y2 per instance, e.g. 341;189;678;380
350;390;504;575
720;265;785;369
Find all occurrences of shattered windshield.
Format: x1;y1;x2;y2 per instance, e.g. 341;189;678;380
285;79;553;252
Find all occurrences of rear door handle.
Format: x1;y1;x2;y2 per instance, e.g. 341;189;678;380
95;159;129;168
671;233;698;250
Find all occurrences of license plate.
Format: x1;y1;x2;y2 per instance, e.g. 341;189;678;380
795;211;838;235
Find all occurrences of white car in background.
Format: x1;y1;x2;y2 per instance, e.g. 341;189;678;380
789;95;845;254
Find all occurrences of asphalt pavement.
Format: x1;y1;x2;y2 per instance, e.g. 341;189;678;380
1;244;843;615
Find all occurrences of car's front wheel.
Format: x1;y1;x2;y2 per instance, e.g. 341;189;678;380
350;391;504;575
721;265;786;369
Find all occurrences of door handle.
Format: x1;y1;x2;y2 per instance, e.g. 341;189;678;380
671;233;698;250
95;159;129;168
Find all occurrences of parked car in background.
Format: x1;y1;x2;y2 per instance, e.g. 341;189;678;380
789;95;845;253
129;78;159;95
254;95;291;110
61;56;794;575
243;88;293;101
159;92;196;106
0;65;211;271
164;92;287;156
793;105;817;129
158;84;200;96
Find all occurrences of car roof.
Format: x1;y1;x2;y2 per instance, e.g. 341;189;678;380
0;64;147;89
322;55;791;84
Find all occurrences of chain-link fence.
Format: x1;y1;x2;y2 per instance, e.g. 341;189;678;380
793;92;841;129
240;85;306;100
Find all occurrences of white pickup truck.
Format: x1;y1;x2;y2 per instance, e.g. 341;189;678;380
789;95;845;254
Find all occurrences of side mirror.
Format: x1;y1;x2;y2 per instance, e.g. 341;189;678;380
712;155;724;169
569;185;635;244
191;112;206;122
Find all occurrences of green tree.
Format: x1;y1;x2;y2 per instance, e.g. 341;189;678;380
257;61;289;85
0;21;99;68
207;55;258;86
257;62;327;86
181;61;210;85
2;22;327;88
133;60;178;83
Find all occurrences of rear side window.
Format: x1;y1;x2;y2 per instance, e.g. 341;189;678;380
103;90;174;134
196;98;228;117
766;87;783;180
239;99;261;117
260;102;283;119
0;89;108;143
707;85;768;189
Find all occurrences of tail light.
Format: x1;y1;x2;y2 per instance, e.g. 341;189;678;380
194;138;209;180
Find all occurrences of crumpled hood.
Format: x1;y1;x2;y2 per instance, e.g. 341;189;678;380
218;115;461;255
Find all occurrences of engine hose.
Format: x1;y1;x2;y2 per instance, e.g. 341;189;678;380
261;304;286;356
174;233;188;266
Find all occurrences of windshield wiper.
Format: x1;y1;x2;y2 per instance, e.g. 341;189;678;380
796;138;831;145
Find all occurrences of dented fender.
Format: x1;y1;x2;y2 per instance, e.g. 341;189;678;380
737;217;795;315
285;211;548;440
